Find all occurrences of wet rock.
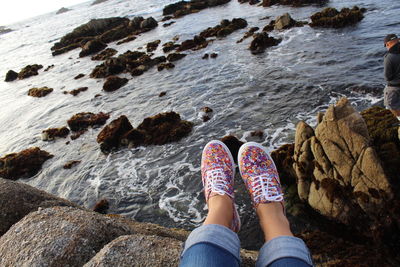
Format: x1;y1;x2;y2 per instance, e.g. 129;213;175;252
27;86;53;97
146;40;161;52
91;48;117;60
162;41;180;53
42;127;70;141
238;0;260;4
4;70;18;82
249;32;281;54
84;234;182;267
167;53;186;62
310;6;365;28
140;17;158;29
250;130;263;138
44;64;54;71
0;26;12;35
202;53;209;59
221;135;244;164
262;0;327;7
0;147;53;180
68;86;88;96
0;207;133;267
0;178;78;236
200;18;248;38
129;16;144;30
56;7;71;14
103;76;128;92
271;143;297;186
97;112;193;153
70;131;86;140
79;39;107;57
92;0;108;5
63;160;81;169
263;13;307;31
199;107;213;122
210;52;218;58
116;35;137;45
67;112;110;132
163;21;175;27
162;0;230;19
91;57;125;78
93;199;109;214
157;62;175;71
159;91;167;97
177;35;209;51
237;27;259;43
200;107;213;113
18;64;43;79
74;73;85;79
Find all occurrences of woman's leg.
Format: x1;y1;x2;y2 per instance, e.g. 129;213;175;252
238;142;313;267
179;140;241;267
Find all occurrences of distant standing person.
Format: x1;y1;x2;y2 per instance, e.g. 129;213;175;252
383;34;400;120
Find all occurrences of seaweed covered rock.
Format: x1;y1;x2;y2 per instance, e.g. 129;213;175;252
103;76;128;92
167;53;186;62
65;86;88;96
177;35;209;51
92;48;117;60
200;18;248;38
27;87;53;97
158;62;175;71
93;199;110;214
67;112;110;132
41;127;70;141
262;0;327;7
310;6;366;28
84;234;182;267
0;178;78;236
79;39;107;57
146;39;161;52
0;148;53;180
18;64;43;79
51;16;158;56
162;0;231;19
4;70;18;82
249;32;281;54
0;207;133;267
97;112;193;153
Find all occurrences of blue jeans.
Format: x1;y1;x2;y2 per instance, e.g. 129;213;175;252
180;224;313;267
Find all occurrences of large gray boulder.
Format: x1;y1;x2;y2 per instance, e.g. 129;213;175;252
0;206;133;267
84;234;182;267
0;178;78;236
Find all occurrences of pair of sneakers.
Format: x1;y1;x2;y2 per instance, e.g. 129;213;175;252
201;140;284;233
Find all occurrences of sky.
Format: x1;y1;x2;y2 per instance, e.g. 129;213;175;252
0;0;89;26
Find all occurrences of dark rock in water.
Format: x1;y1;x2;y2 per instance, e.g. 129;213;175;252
249;32;281;54
79;39;107;57
140;17;158;29
146;40;161;52
18;64;43;79
4;70;18;82
63;160;81;169
67;112;110;132
0;148;53;180
97;112;193;153
28;87;53;97
91;57;125;78
202;53;209;59
310;6;365;28
103;76;128;92
91;48;117;61
210;52;218;58
200;18;248;38
91;0;108;5
220;135;244;164
262;0;327;7
44;65;55;71
0;178;78;236
201;107;213;113
200;107;213;122
238;0;260;4
162;0;230;19
250;130;263;138
177;35;209;52
93;199;109;214
56;7;71;14
163;21;175;27
42;127;70;141
237;27;259;43
0;207;133;266
0;26;12;35
116;35;137;45
74;73;85;79
162;41;180;53
70;130;86;140
131;68;144;76
159;91;167;97
157;62;175;71
97;115;134;152
263;13;307;32
68;87;88;96
167;53;186;62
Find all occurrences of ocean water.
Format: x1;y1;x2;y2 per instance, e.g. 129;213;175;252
0;0;398;248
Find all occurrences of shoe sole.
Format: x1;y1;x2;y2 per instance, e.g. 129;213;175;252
238;141;278;178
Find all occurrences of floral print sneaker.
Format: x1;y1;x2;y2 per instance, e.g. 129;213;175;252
201;140;241;232
238;142;284;209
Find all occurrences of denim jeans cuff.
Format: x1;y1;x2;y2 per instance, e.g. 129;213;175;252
256;236;313;267
182;224;241;262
